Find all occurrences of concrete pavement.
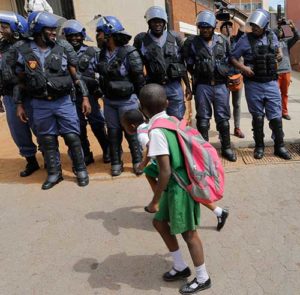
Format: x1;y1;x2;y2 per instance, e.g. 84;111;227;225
0;163;300;294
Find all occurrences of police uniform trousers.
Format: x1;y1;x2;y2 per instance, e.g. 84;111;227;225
164;80;185;120
104;94;142;170
195;83;230;123
3;95;37;157
75;93;109;158
244;80;282;120
31;95;80;136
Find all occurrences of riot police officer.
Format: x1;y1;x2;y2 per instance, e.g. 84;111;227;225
134;6;192;120
62;20;110;165
95;16;145;176
11;11;92;189
0;11;39;177
183;10;236;162
231;9;291;160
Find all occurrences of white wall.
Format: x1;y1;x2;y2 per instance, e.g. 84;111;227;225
73;0;166;42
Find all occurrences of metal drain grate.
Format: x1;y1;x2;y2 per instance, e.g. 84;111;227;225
220;144;300;168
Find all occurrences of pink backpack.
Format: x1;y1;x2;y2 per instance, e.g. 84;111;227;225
150;116;224;204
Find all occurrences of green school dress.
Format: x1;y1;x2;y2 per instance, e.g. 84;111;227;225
153;129;201;235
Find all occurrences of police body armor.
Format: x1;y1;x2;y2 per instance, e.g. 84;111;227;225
246;32;278;83
14;40;73;99
191;35;229;85
0;42;19;96
138;32;186;84
97;46;136;100
77;46;101;94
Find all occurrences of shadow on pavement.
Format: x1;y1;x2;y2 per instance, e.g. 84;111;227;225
73;253;183;291
86;206;155;235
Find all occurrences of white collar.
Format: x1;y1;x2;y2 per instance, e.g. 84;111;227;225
148;111;168;128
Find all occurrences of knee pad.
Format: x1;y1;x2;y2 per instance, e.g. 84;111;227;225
63;133;81;148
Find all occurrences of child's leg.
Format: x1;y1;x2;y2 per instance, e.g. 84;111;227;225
179;230;211;293
203;202;229;231
146;174;158;193
153;219;179;252
181;230;205;267
153;219;190;279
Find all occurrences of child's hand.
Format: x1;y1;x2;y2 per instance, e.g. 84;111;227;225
138;162;146;170
144;201;159;214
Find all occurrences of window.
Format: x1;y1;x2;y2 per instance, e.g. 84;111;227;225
195;0;214;9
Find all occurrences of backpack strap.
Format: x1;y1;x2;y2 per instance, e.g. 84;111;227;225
150;116;187;132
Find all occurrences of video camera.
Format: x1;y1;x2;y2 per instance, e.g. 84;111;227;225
214;1;235;22
277;4;289;26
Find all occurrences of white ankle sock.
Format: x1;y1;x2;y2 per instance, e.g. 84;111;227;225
170;249;188;274
213;207;223;217
195;263;209;284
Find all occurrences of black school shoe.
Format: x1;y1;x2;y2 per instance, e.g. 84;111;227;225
163;267;191;281
217;209;229;231
179;277;211;294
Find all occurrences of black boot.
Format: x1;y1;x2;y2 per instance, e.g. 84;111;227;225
125;132;143;175
108;128;123;176
196;118;210;141
63;133;89;186
20;156;40;177
90;125;111;163
217;120;237;162
79;123;94;166
269;118;291;160
252;116;265;159
40;136;63;190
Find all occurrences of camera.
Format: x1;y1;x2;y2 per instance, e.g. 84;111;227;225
214;2;235;21
277;4;289;27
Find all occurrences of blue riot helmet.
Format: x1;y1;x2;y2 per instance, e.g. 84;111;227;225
247;9;270;29
0;11;28;38
62;19;93;41
28;11;65;35
96;16;131;40
196;10;217;28
144;6;168;23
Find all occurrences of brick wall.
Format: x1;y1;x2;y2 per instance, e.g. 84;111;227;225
170;0;243;36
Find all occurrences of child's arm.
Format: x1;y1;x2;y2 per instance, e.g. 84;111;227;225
138;145;150;170
146;154;171;213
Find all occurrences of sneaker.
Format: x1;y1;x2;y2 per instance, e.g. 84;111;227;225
217;209;229;231
163;267;191;282
234;128;245;138
179;277;211;294
282;114;291;120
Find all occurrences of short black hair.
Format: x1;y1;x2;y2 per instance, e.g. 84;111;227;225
139;84;167;117
121;109;144;126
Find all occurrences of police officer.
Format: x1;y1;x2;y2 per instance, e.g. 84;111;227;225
95;16;145;176
11;11;92;189
62;20;110;165
231;9;291;160
183;11;236;162
0;11;39;177
134;6;192;120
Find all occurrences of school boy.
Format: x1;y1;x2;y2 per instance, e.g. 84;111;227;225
139;84;211;294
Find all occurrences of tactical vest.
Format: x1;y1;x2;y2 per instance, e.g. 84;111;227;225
16;41;73;99
141;32;186;84
0;42;19;96
192;35;229;85
246;32;278;83
97;46;135;100
77;46;99;92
